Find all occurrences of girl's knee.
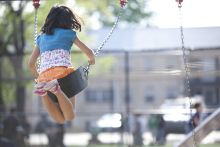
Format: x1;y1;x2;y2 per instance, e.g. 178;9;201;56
56;119;65;124
54;117;65;124
65;112;76;121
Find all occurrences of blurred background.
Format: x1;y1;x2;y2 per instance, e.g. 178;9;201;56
0;0;220;147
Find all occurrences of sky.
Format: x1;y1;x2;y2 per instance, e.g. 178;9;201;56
15;0;220;29
148;0;220;28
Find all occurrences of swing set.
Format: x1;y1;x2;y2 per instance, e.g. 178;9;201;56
28;0;197;146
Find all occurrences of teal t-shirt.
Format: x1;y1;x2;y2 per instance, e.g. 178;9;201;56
36;28;76;53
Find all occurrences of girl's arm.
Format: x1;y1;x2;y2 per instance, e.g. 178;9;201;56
74;37;95;65
28;47;40;78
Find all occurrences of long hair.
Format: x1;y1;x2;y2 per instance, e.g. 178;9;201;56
41;5;82;35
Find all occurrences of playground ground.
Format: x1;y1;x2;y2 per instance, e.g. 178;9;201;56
30;131;220;147
70;145;220;147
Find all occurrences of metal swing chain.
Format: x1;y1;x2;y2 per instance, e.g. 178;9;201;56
178;1;198;147
33;0;41;74
34;9;38;46
86;6;125;70
34;9;41;73
94;8;124;56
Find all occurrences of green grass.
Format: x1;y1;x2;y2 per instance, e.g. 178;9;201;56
70;144;220;147
200;145;220;147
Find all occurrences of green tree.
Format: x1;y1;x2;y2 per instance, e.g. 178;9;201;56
75;0;151;26
0;1;27;112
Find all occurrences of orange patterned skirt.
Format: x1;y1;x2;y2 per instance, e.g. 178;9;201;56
37;66;74;83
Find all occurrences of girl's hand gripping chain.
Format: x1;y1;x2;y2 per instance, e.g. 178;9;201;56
88;55;95;65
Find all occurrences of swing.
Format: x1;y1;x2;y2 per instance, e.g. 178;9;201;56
33;0;127;101
176;0;198;146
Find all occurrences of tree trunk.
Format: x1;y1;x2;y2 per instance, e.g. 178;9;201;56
16;83;25;112
9;55;25;112
0;60;6;113
11;3;26;113
15;56;26;112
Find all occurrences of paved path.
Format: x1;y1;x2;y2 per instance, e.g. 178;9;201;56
29;131;220;146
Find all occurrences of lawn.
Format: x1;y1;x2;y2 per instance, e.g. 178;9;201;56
71;144;220;147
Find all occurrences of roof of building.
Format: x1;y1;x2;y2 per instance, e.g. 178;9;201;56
87;27;220;51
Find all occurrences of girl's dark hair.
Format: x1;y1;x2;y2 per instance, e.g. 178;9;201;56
194;102;201;109
41;5;81;34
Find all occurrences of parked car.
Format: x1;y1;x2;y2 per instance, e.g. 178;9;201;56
89;113;123;133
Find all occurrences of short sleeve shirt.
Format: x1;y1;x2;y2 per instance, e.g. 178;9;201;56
36;28;76;53
36;28;76;73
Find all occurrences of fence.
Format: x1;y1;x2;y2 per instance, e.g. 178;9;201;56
0;48;220;146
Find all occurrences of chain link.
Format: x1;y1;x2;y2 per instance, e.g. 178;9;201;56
34;9;38;45
34;8;41;73
86;7;124;70
94;8;123;56
178;5;198;147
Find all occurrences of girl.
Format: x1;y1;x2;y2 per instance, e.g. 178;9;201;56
28;5;95;124
186;102;203;133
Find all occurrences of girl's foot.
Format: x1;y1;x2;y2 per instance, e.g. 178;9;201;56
34;82;47;96
34;89;47;96
35;82;46;89
34;80;60;95
49;84;61;94
43;79;59;91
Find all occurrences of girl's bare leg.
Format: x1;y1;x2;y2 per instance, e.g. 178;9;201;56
54;90;75;121
70;96;76;116
42;94;65;124
69;96;76;109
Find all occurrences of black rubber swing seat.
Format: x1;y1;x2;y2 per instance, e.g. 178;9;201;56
47;66;89;102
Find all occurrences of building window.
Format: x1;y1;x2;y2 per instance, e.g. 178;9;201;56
144;59;153;71
218;57;220;70
145;87;154;102
166;58;177;70
86;89;113;103
202;58;216;82
204;88;219;107
195;89;202;95
218;88;220;102
166;87;178;99
190;58;202;72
